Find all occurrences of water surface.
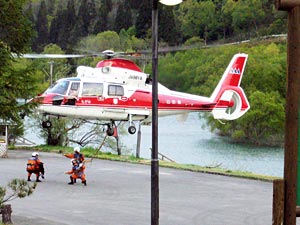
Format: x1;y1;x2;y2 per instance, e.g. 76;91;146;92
24;113;284;177
120;112;284;177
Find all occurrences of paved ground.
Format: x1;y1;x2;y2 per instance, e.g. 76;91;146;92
0;150;273;225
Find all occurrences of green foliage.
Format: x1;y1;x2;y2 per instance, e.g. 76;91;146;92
77;31;121;53
242;91;285;145
0;0;37;133
33;0;49;52
27;0;286;51
230;0;265;33
77;30;149;54
158;4;180;45
114;1;133;33
184;37;204;47
0;179;36;207
33;116;80;146
135;0;152;39
0;0;35;53
40;44;72;82
159;40;287;146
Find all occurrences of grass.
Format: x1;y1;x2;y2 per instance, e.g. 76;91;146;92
9;145;279;182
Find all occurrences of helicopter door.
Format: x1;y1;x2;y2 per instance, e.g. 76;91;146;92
68;82;80;96
65;81;80;105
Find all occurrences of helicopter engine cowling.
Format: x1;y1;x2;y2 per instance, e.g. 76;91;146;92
212;88;250;120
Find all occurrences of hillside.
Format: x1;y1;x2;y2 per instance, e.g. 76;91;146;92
27;0;287;53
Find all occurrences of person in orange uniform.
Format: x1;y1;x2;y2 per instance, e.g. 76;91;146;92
64;146;85;164
65;159;87;186
26;152;45;182
64;147;85;183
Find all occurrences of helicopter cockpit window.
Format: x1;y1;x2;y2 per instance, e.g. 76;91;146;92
68;82;80;96
82;83;103;96
46;80;70;95
108;85;124;96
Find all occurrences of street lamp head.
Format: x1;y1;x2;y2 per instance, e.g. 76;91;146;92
159;0;183;6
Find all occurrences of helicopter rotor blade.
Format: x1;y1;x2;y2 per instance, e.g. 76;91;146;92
14;53;91;59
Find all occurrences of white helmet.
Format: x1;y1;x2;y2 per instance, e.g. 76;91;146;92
74;147;80;152
32;152;38;157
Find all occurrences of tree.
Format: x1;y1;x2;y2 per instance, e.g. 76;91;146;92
33;0;49;52
0;0;37;126
157;41;287;146
0;179;36;224
114;1;133;33
30;44;72;87
64;0;77;49
135;0;152;39
159;4;180;45
178;0;201;39
240;91;285;145
77;31;121;53
0;0;34;54
178;0;217;44
223;0;265;38
40;117;84;146
86;0;97;34
49;1;63;46
78;0;91;37
93;0;112;33
54;0;76;50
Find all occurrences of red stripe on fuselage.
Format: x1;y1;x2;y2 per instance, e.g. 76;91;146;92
73;92;215;111
40;90;216;112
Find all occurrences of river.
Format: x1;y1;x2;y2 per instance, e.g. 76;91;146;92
24;112;284;177
119;112;284;178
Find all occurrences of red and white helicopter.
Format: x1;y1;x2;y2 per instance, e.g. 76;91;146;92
31;50;250;136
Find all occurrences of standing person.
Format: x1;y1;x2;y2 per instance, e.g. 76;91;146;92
64;146;85;165
64;147;85;183
65;159;87;186
26;152;45;182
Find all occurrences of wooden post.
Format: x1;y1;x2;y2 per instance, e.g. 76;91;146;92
284;6;300;225
273;179;285;225
276;0;300;10
296;206;300;216
1;204;13;224
275;1;300;225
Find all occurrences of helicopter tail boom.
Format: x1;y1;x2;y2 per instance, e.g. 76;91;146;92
210;53;250;120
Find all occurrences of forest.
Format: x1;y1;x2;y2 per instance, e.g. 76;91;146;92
0;0;288;147
27;0;287;53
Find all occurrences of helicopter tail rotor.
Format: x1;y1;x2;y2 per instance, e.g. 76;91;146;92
210;53;250;120
212;89;249;120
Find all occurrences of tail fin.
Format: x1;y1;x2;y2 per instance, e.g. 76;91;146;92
211;53;250;120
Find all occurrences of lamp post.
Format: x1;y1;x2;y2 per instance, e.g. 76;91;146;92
151;1;182;225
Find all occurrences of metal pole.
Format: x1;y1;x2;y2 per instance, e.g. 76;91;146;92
136;122;141;158
49;61;54;86
151;0;159;224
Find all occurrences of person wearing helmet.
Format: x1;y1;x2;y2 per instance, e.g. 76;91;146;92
63;146;85;164
63;147;86;184
26;152;45;182
65;158;87;186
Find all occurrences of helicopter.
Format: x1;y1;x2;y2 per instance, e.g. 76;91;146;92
30;50;250;136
